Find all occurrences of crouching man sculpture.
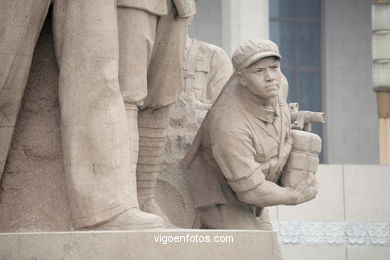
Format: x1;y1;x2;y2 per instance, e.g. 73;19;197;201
184;39;323;230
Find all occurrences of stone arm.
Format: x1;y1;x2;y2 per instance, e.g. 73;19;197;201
211;130;317;208
237;174;318;207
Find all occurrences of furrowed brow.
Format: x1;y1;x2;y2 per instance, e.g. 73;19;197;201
250;65;266;71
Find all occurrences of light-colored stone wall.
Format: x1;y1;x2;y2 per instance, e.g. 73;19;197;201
189;0;222;47
189;0;269;56
273;164;390;225
0;230;281;260
271;164;390;260
322;0;379;164
221;0;269;56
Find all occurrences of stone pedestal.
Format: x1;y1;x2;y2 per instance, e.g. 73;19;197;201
0;230;281;260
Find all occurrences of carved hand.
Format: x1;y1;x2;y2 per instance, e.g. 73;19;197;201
289;173;319;205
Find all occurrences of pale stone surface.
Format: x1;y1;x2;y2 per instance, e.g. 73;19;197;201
346;246;390;260
278;164;345;222
0;87;23;127
189;0;378;164
0;10;193;231
221;0;269;56
268;206;279;222
280;130;322;189
0;0;194;230
115;0;194;228
344;165;390;222
0;127;13;180
0;230;281;260
0;18;72;232
159;35;233;228
188;0;222;47
182;36;233;106
185;40;320;230
0;0;51;182
57;0;168;229
281;245;346;260
323;0;378;164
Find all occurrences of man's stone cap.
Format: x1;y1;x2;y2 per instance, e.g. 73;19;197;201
232;39;281;71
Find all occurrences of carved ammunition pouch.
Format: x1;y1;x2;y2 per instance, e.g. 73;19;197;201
280;130;321;188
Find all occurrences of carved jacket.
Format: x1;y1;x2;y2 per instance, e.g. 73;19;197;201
183;39;233;104
186;76;293;209
117;0;196;17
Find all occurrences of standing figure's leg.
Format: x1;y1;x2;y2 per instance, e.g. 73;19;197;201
0;0;51;181
137;0;191;227
116;6;165;227
57;0;163;229
137;106;172;225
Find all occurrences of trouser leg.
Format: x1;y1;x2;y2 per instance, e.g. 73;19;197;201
137;106;179;227
115;7;166;228
134;0;190;228
57;0;137;228
143;0;190;109
0;0;51;181
117;6;158;209
117;7;156;107
136;107;168;206
117;6;174;227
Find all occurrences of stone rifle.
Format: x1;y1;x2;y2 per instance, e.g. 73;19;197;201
289;103;326;132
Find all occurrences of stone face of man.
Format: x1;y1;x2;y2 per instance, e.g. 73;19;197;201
238;56;282;100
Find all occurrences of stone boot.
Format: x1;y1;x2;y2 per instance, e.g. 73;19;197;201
89;105;165;230
86;208;164;230
137;106;178;228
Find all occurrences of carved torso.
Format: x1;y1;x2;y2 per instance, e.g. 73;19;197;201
187;76;293;208
183;39;233;105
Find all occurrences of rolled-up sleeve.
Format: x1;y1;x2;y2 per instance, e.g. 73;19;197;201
211;130;265;193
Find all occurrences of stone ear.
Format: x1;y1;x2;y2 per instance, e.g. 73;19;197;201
236;71;247;86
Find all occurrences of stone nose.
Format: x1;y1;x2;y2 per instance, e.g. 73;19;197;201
264;68;275;81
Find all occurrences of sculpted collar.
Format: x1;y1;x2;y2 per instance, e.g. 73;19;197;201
239;86;279;123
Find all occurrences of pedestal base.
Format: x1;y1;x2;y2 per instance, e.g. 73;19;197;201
0;230;281;260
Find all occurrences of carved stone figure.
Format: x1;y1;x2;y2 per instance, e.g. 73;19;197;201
0;0;194;230
182;35;234;121
160;34;233;227
168;34;233;134
0;0;55;181
184;39;321;230
117;0;196;228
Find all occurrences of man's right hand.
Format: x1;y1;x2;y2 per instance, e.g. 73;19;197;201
290;173;319;205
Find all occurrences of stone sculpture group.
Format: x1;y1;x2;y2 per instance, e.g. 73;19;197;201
0;0;323;233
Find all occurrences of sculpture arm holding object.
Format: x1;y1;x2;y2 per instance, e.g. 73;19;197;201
279;103;326;190
211;131;318;208
236;172;318;207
